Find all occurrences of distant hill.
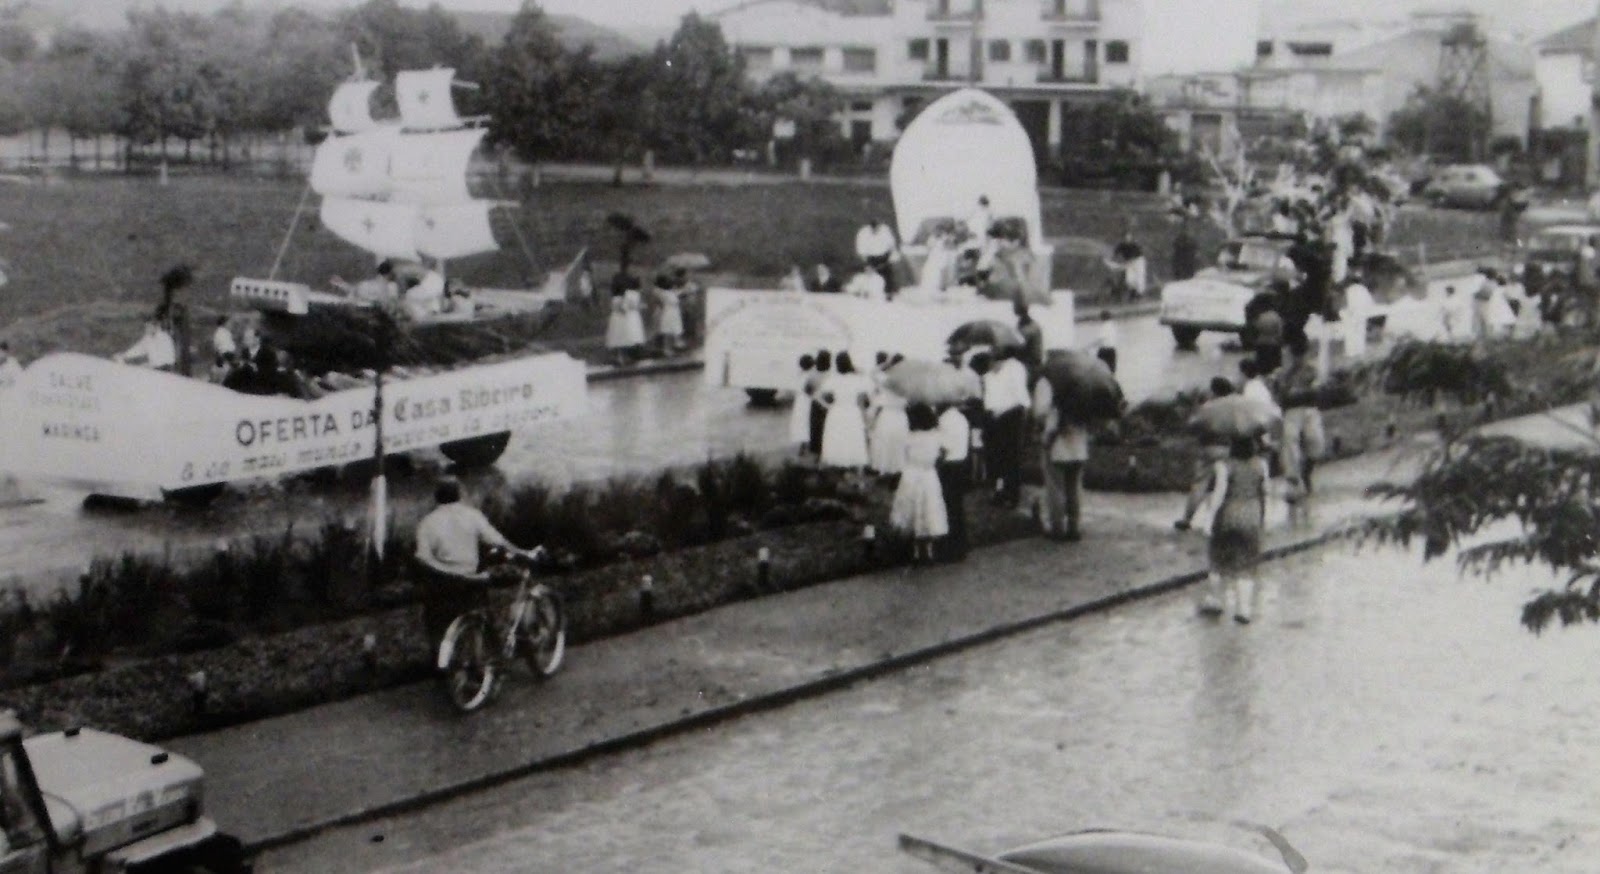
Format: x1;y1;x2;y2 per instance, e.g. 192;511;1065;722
451;11;643;61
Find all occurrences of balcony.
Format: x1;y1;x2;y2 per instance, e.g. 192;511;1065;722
926;1;980;21
1036;69;1099;85
1041;0;1100;22
923;67;972;82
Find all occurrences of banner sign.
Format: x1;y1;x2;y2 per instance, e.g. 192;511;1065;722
0;352;588;499
703;288;1075;392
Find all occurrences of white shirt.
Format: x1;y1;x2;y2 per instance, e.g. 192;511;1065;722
414;502;510;577
937;407;970;462
212;326;236;356
967;206;994;240
855;224;896;260
982;358;1030;414
119;329;177;369
1343;282;1374;316
1095;320;1119;349
1242;377;1279;414
845;270;886;300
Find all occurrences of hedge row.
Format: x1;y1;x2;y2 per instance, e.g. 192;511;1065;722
0;497;1037;741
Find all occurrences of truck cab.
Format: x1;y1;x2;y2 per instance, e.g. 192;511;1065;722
0;711;250;873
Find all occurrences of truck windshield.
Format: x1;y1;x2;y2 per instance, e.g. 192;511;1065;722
0;746;44;850
1227;241;1288;271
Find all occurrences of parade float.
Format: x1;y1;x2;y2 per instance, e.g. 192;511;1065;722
703;88;1075;402
0;68;590;504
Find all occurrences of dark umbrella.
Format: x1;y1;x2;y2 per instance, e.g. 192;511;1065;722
948;319;1024;352
1189;394;1281;441
1040;350;1123;420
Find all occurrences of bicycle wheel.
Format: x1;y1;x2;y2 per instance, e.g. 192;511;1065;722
518;587;566;677
439;613;498;712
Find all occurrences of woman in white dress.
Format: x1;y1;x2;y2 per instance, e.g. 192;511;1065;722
890;403;948;563
604;286;635;366
869;355;910;477
820;351;871;472
622;286;647;353
654;277;685;354
788;354;816;456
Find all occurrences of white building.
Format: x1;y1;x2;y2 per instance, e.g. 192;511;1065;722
713;0;1143;158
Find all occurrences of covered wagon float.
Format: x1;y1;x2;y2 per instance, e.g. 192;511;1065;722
704;88;1075;404
0;65;590;505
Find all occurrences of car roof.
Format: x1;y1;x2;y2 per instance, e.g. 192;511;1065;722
1534;224;1600;236
999;831;1290;874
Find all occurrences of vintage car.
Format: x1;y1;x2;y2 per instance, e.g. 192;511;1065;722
1158;235;1296;347
1421;163;1511;210
1518;223;1600;289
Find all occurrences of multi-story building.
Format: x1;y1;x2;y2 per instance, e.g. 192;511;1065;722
713;0;1143;160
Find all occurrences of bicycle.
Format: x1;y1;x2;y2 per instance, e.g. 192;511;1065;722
436;545;567;713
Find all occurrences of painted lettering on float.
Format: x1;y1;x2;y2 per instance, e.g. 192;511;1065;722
234;413;342;448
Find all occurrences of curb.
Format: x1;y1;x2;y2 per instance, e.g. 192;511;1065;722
241;526;1337;855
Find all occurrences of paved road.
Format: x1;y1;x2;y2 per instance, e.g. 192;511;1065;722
0;312;1238;595
258;544;1600;874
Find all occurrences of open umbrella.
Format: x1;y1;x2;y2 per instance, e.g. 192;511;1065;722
1189;394;1281;441
948;319;1024;352
663;251;711;271
1040;350;1123;420
883;358;981;406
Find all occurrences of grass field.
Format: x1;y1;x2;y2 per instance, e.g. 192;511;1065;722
0;171;1497;361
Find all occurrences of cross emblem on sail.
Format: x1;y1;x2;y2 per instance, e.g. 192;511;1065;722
311;68;497;263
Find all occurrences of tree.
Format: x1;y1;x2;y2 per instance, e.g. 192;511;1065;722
1387;86;1490;162
483;1;600;161
341;0;488;82
754;71;847;168
1361;338;1600;633
1057;94;1184;190
642;13;760;164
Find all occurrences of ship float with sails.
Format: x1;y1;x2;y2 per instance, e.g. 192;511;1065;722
0;67;588;504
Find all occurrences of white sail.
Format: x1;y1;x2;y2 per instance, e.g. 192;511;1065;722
416;202;499;261
320;198;420;262
329;80;381;133
396;68;462;130
310;129;397;199
389;128;485;205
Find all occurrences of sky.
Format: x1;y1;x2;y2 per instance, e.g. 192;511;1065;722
36;0;1600;73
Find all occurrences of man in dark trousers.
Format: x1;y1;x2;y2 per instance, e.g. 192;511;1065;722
1171;218;1199;282
936;397;975;561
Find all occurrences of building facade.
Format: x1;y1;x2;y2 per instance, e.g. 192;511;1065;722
713;0;1143;159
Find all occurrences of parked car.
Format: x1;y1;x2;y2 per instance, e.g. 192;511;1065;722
1158;234;1296;347
1422;164;1512;210
900;828;1307;874
1517;223;1600;324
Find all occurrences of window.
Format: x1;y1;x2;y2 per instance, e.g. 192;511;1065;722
741;46;773;72
1256;40;1273;58
989;39;1011;62
850;100;874;113
791;47;824;69
842;47;876;73
909;38;930;61
1105;40;1129;64
1024;39;1047;64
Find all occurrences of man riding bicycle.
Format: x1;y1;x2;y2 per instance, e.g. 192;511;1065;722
415;477;538;653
